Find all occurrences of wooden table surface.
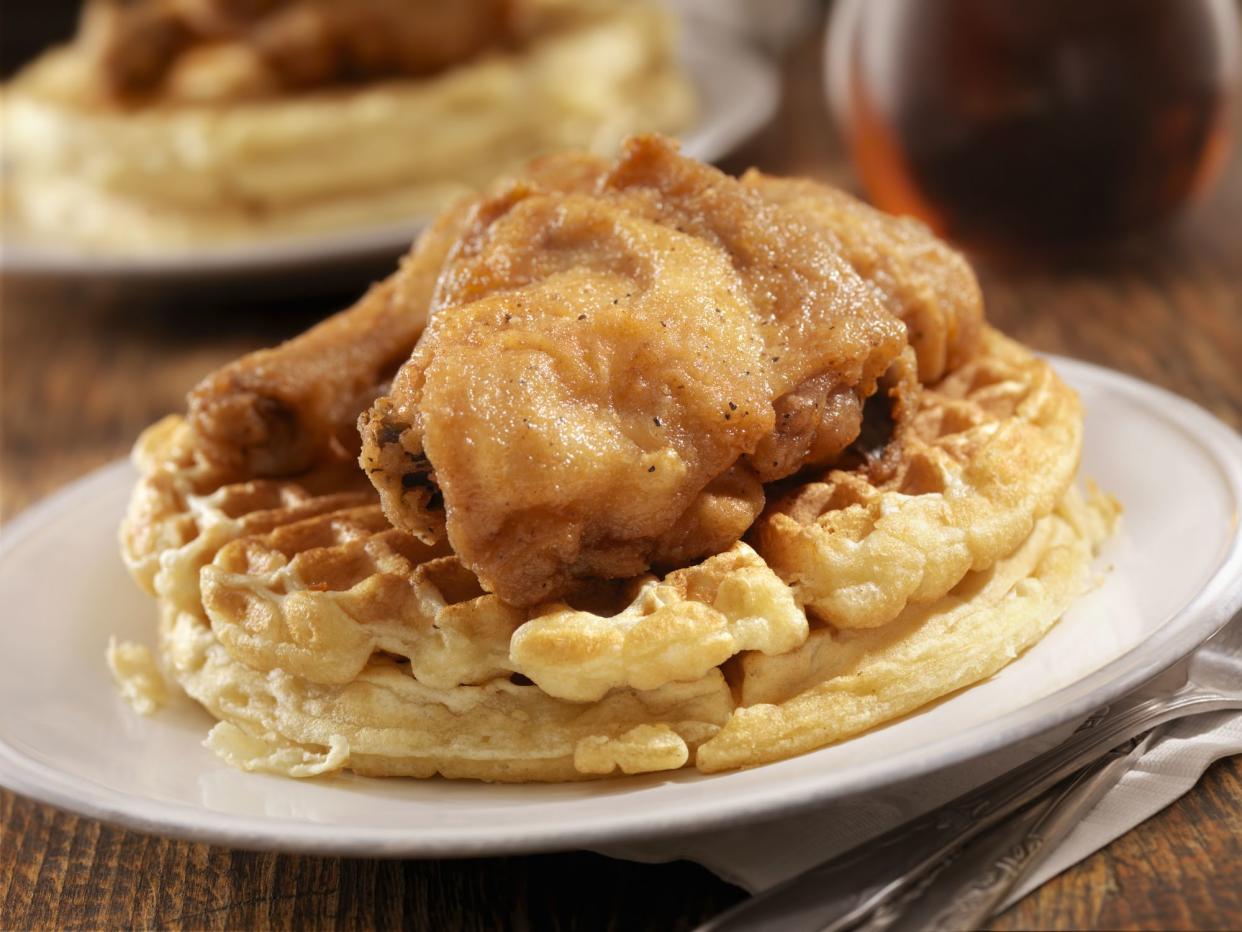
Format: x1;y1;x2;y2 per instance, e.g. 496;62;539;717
3;23;1241;932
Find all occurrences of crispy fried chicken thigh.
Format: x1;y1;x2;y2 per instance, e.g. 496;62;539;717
359;136;910;605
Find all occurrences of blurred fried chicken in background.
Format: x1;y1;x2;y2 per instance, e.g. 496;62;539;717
78;0;523;100
5;0;693;249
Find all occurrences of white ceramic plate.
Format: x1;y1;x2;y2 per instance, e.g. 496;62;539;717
2;357;1241;857
0;30;778;283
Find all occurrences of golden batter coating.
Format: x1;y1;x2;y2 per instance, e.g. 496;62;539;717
745;174;984;383
359;136;908;606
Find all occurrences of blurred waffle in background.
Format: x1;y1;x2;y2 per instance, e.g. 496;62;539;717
0;0;695;254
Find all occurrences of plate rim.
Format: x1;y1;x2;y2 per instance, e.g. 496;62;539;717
0;27;779;280
1;356;1241;858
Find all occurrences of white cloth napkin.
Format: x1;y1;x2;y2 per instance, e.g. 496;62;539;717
598;711;1242;911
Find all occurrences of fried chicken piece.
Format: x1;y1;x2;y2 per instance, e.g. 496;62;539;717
598;139;915;482
79;0;520;100
744;174;984;383
78;1;196;97
359;136;908;605
361;185;774;602
251;0;518;89
186;200;472;475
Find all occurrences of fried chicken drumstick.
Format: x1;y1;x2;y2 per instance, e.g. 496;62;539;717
186;202;471;475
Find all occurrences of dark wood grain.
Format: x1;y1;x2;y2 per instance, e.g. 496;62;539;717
3;19;1241;932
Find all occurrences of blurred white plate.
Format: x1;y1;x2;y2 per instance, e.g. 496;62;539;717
1;357;1241;857
0;30;779;283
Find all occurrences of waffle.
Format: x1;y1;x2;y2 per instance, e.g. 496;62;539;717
159;599;734;781
119;327;1114;780
755;326;1083;631
123;420;800;778
699;484;1117;772
3;1;694;251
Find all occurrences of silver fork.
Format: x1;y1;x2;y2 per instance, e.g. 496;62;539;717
863;725;1168;932
697;616;1242;932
